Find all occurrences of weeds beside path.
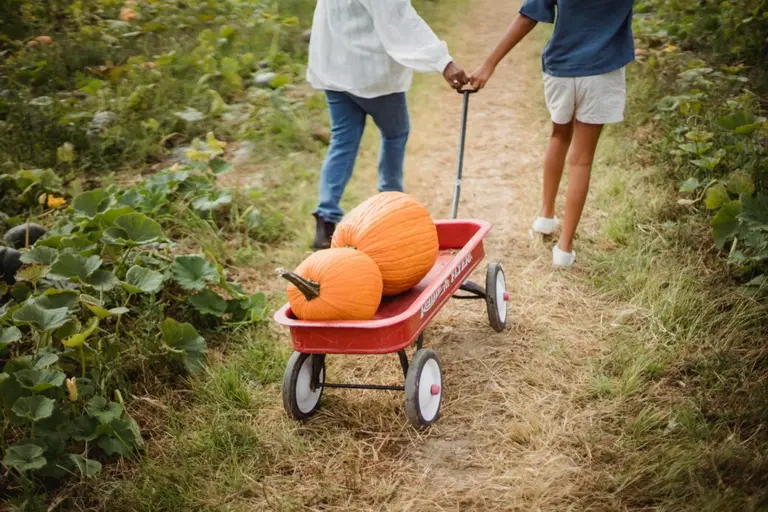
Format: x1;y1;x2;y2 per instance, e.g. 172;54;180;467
75;0;767;510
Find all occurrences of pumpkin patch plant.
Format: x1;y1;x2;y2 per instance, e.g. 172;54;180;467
332;192;439;296
278;248;383;321
0;154;268;499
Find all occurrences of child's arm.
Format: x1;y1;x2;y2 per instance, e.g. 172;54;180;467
470;14;538;89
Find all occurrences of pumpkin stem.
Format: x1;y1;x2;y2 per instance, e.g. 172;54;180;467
276;268;320;300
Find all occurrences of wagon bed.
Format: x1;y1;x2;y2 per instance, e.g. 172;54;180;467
274;219;497;354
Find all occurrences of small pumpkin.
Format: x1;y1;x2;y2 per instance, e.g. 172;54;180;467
0;247;23;285
4;223;47;249
331;192;438;296
278;248;382;321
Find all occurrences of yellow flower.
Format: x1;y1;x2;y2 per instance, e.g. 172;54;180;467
66;377;78;402
664;44;679;53
47;195;67;209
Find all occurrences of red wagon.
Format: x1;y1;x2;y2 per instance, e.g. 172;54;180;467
274;90;508;428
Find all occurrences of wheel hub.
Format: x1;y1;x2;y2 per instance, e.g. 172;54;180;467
415;357;442;423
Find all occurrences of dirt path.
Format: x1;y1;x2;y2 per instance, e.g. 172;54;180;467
257;1;624;510
384;2;614;508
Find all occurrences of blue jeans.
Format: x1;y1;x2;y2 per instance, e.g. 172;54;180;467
314;91;410;223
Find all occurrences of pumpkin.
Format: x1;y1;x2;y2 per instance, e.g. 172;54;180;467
277;248;383;321
331;192;438;296
4;223;47;249
0;247;23;285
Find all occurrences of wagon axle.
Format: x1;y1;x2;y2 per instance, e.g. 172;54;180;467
306;334;427;393
452;275;509;305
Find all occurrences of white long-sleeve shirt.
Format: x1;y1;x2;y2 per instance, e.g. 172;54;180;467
306;0;453;98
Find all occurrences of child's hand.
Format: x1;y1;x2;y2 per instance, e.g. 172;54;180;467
470;63;495;90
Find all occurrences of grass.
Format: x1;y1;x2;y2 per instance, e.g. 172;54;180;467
573;69;768;509
59;325;294;510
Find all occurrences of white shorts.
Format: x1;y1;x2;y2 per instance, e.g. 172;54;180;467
543;67;627;125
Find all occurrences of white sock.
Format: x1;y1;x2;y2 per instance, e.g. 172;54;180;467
532;216;558;235
552;245;576;268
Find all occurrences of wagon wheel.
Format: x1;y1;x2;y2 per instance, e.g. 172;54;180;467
485;263;508;332
404;349;443;429
282;351;325;420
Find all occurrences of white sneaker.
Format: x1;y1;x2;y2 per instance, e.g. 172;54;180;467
531;216;559;235
552;245;576;268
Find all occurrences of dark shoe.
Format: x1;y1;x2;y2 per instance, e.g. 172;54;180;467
313;214;336;250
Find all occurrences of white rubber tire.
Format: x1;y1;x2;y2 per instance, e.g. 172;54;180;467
404;349;443;429
282;352;324;420
486;263;507;332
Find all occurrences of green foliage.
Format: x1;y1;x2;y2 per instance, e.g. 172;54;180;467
0;0;317;177
636;0;768;75
12;304;71;331
188;289;229;317
4;444;47;473
0;326;22;348
161;318;207;374
634;2;768;283
0;151;267;497
171;256;219;291
12;396;55;422
123;265;164;294
0;169;66;218
103;213;164;246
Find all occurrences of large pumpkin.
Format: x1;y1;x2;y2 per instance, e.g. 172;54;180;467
278;248;383;321
331;192;438;296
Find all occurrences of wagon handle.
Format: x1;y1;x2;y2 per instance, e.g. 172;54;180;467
450;89;476;219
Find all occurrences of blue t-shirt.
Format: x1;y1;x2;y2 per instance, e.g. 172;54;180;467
520;0;635;78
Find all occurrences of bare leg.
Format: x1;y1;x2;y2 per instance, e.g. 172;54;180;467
558;120;603;253
539;121;574;218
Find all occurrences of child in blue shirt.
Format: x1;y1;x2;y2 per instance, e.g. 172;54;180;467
471;0;635;268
